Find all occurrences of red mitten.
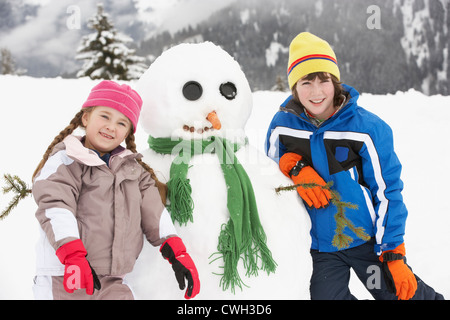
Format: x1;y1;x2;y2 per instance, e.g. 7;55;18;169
55;239;101;295
160;237;200;299
279;153;331;209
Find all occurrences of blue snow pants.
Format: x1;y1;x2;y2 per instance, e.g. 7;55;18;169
309;238;444;300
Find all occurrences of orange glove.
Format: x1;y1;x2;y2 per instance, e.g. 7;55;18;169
379;243;418;300
279;153;331;209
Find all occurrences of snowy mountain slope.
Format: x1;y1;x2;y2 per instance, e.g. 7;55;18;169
134;0;237;37
0;75;448;299
3;0;450;95
133;0;450;95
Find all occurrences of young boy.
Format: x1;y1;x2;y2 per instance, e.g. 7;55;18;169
265;32;443;300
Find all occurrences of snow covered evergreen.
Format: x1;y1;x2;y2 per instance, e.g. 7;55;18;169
76;3;147;81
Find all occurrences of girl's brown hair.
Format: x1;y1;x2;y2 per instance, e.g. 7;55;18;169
292;72;345;108
32;108;168;204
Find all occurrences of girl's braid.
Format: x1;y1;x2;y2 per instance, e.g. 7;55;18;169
32;109;85;181
32;108;168;204
125;134;168;204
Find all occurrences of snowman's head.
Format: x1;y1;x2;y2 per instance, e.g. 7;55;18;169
137;42;252;143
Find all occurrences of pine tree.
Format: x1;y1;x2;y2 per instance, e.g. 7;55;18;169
1;174;31;220
1;48;15;75
1;47;26;75
275;181;370;250
76;3;147;80
271;75;287;92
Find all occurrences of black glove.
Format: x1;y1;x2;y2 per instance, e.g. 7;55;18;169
160;237;200;299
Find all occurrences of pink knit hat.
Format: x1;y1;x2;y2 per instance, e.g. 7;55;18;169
82;80;143;133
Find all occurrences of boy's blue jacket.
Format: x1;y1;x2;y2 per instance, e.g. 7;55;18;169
265;84;408;254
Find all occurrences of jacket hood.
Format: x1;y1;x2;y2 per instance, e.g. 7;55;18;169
326;84;360;127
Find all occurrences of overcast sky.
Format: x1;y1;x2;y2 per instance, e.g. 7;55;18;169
0;0;236;75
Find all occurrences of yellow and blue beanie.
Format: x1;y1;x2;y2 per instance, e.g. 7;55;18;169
287;32;340;89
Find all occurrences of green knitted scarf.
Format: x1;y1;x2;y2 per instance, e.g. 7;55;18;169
148;135;277;292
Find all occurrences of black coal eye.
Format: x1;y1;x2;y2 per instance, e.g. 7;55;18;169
220;82;237;100
183;81;203;101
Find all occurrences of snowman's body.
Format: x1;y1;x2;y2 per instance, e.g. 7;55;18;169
127;42;312;299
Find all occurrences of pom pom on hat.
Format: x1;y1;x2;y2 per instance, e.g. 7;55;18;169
287;32;340;89
82;80;143;133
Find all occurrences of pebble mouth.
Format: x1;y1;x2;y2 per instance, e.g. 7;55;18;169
183;125;215;134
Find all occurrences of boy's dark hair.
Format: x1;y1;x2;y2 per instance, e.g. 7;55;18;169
292;72;345;108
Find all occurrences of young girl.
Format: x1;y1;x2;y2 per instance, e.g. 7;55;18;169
32;80;200;300
266;32;443;300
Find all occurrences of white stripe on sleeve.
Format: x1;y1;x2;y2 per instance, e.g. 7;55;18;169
268;127;312;160
35;150;74;182
159;208;178;238
45;207;80;242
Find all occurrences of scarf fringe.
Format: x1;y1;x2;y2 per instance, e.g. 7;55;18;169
148;135;277;293
167;176;194;225
210;221;247;293
211;219;278;293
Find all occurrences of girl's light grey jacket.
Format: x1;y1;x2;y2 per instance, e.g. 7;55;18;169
32;135;177;276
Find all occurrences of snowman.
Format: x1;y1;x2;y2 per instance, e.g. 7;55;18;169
127;42;312;299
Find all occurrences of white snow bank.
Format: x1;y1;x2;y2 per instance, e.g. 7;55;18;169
0;76;448;299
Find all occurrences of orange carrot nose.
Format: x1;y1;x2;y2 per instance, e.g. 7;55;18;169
206;111;221;130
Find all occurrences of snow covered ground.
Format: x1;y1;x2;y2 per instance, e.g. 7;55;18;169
0;75;448;299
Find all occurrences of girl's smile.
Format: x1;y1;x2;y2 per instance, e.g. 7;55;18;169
82;106;131;156
99;131;114;140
